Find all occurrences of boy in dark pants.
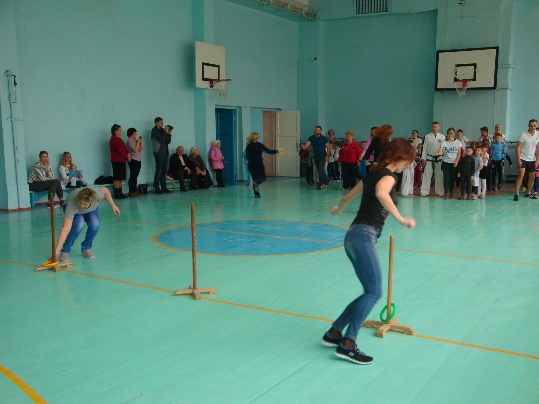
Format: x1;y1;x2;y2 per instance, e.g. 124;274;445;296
458;146;475;200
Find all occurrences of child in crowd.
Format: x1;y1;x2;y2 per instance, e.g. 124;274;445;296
456;129;470;150
458;146;475;200
414;143;423;190
323;146;330;186
533;169;539;198
479;142;489;198
489;134;507;191
357;141;367;181
437;127;462;199
300;143;314;185
67;163;87;188
327;144;336;181
400;139;415;196
308;147;316;186
472;146;484;199
332;142;341;181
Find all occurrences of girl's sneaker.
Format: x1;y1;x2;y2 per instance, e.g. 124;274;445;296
449;193;454;199
443;194;449;200
335;343;373;365
321;332;341;347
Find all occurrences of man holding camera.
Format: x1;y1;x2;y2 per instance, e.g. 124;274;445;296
151;117;172;194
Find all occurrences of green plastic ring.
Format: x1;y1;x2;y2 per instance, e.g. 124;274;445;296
379;303;397;323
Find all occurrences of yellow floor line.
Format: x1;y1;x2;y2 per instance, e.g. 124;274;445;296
3;259;539;362
0;364;46;404
0;259;39;267
412;334;539;361
62;269;175;293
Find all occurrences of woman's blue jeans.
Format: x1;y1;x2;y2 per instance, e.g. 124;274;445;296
61;208;101;253
333;224;383;342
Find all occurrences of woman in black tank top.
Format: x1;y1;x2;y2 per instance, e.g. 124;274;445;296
321;136;417;365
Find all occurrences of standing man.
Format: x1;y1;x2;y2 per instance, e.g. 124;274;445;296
514;119;539;201
169;146;195;192
151;117;172;194
421;121;445;197
302;126;330;190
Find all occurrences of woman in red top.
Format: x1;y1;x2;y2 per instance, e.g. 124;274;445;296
338;131;361;190
109;124;130;199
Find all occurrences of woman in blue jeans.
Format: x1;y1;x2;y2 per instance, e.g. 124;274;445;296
324;135;417;365
51;187;120;262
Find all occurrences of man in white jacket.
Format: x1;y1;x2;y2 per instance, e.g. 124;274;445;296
421;122;445;197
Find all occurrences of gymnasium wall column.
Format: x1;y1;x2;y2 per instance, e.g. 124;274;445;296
0;0;30;210
192;0;217;161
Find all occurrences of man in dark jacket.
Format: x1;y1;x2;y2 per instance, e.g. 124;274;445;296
151;117;172;194
169;146;196;192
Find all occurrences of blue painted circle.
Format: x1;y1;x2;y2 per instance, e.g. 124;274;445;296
156;219;346;255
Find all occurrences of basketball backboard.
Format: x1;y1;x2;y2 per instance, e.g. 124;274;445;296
195;41;226;89
435;46;499;91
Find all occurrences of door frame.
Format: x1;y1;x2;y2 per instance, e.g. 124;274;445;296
215;106;240;182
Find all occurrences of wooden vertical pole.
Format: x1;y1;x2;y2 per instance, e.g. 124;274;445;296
174;203;216;299
191;203;197;290
50;193;57;261
36;193;73;272
362;235;414;337
386;235;394;318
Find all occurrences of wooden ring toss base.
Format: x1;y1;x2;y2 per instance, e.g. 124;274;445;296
35;193;74;272
363;236;414;338
173;203;216;300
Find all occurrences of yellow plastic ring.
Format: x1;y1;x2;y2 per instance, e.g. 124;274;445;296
42;260;58;268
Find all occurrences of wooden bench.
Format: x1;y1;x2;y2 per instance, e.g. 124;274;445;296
29;184;116;207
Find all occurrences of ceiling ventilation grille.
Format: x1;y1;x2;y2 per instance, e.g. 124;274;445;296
356;0;390;15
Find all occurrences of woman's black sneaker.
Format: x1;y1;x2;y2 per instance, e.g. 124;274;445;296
321;332;340;347
335;343;373;365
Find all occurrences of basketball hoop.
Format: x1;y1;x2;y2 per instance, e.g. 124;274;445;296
453;79;469;99
209;79;231;101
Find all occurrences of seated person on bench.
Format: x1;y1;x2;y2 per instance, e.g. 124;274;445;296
28;150;64;207
189;146;213;189
168;146;196;191
67;163;88;188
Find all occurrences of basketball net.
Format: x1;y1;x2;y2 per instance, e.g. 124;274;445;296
453;79;469;99
209;79;231;101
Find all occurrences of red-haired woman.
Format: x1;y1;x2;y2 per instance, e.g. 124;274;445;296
323;137;416;365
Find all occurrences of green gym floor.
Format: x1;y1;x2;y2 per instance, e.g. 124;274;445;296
1;178;538;403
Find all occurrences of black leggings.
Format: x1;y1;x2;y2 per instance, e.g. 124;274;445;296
29;179;63;199
341;162;356;189
128;160;141;193
441;162;457;194
491;160;503;188
214;169;224;186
